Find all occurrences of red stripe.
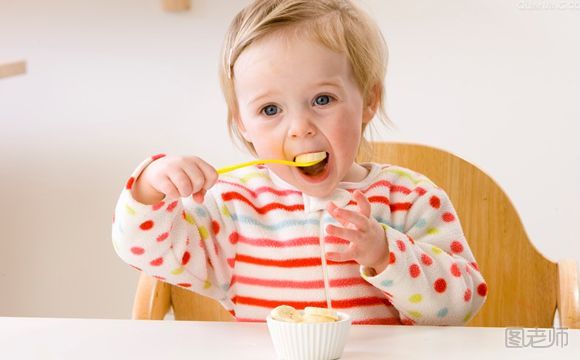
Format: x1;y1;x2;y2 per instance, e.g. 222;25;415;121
218;180;302;198
233;296;391;309
235;254;357;268
237;234;318;247
415;187;427;196
368;196;390;206
232;275;367;289
346;196;390;207
390;202;412;212
357;180;412;195
236;233;349;248
222;191;304;214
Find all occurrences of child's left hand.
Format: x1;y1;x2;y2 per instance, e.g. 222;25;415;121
325;190;390;273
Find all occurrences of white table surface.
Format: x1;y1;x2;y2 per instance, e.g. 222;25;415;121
0;317;578;359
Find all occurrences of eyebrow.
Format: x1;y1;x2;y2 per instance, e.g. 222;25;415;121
314;80;343;89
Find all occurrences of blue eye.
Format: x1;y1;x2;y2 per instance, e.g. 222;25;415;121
262;105;279;116
314;95;332;106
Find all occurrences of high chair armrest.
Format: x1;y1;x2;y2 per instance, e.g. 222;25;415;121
557;260;580;329
132;273;171;320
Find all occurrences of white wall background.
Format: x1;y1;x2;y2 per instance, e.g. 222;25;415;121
0;0;578;319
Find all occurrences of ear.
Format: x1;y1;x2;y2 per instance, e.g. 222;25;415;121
362;83;381;124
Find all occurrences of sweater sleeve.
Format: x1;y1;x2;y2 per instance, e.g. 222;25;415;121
360;169;487;325
111;156;237;309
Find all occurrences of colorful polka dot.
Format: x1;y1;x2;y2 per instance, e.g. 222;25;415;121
431;246;443;255
150;257;163;266
442;212;455;222
450;241;464;253
450;263;461;277
464;289;472;302
409;311;422;318
182;251;191;266
409;294;423;303
380;279;394;287
171;267;184;275
130;247;144;255
139;220;154;230
427;228;439;235
407;235;415;245
421;253;433;266
221;205;231;218
183;212;195;225
477;283;488;297
437;308;448;317
463;311;472;323
414;218;427;228
429;196;441;209
434;278;447;293
125;205;136;216
156;232;169;242
409;264;421;278
126;177;135;190
229;232;239;244
151;154;166;161
152;201;165;211
471;262;480;271
195;208;207;217
212;220;220;235
166;201;178;212
203;280;212;289
389;252;396;264
396;240;406;252
177;283;192;288
199;226;208;240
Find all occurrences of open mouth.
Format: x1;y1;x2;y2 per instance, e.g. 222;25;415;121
294;152;330;176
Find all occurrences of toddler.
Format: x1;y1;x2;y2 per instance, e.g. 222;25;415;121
112;0;487;325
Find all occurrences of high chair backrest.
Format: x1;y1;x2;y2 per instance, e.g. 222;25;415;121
132;142;579;328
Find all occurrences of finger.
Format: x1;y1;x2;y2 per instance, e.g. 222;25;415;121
326;202;350;228
168;169;194;197
332;207;369;232
353;190;371;217
194;158;219;190
325;250;355;263
192;189;206;204
157;176;180;199
326;224;362;244
180;161;206;194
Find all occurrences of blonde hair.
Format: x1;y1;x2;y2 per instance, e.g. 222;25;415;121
219;0;391;156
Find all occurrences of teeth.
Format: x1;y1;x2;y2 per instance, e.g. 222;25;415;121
295;151;327;164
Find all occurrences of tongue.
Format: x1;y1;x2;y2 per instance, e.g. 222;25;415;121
300;158;327;176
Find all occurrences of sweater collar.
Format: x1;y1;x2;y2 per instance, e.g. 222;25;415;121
268;163;382;213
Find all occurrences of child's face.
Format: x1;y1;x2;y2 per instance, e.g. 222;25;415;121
233;31;374;197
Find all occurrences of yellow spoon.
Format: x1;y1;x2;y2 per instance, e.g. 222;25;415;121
217;151;327;175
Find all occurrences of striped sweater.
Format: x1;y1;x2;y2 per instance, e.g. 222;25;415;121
112;156;487;325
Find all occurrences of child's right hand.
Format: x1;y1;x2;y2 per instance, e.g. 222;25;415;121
132;155;218;205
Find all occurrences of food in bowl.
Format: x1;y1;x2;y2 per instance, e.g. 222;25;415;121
267;305;351;360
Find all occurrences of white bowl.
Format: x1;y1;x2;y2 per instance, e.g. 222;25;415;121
266;311;351;360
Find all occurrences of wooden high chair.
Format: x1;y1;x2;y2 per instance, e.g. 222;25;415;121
132;142;580;328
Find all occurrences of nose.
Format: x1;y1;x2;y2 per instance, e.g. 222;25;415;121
287;113;316;139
